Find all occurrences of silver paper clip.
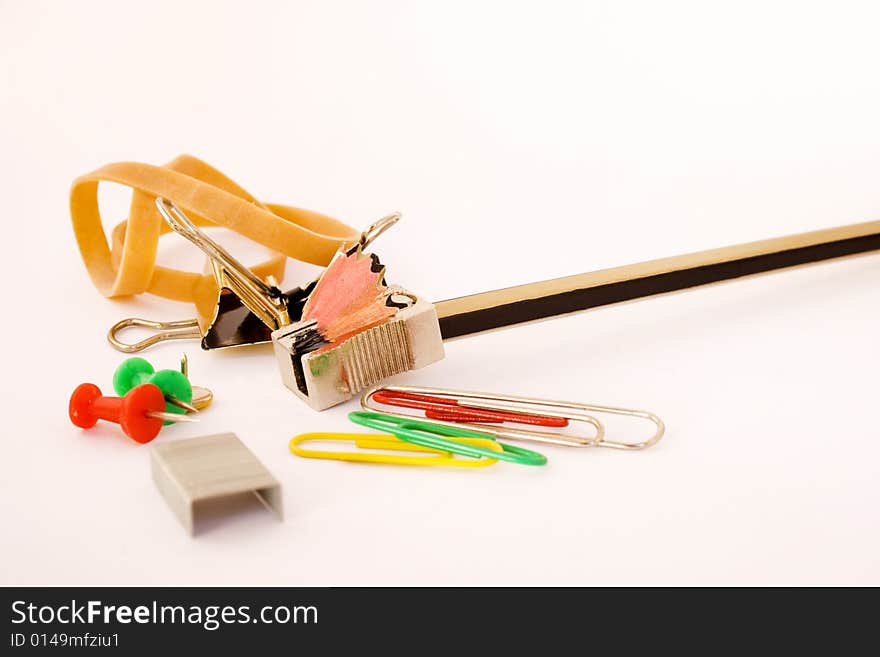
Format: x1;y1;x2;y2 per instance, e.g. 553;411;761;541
361;385;665;450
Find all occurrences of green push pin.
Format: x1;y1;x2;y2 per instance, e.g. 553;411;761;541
113;356;197;425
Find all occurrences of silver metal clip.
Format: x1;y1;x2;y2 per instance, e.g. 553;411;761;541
362;385;665;450
155;198;291;330
107;317;202;353
358;212;400;249
106;202;403;355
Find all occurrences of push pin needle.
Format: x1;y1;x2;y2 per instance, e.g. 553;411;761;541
151;408;199;423
167;353;200;413
164;396;199;413
179;353;213;411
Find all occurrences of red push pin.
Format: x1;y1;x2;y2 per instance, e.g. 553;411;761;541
69;383;197;444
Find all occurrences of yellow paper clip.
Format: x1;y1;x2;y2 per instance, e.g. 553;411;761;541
289;432;502;467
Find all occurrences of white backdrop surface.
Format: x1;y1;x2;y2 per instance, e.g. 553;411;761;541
1;1;878;585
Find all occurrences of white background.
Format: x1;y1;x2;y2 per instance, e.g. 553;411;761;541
1;1;878;585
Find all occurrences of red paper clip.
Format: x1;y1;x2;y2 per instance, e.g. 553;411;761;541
363;386;666;450
371;389;569;427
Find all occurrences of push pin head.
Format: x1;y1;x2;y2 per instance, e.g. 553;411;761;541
69;383;196;444
113;356;204;421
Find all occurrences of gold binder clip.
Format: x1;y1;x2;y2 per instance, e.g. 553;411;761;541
157;197;292;331
111;199;441;411
107;200;402;354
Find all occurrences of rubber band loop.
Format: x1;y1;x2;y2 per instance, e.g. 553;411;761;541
348;412;548;467
70;155;360;316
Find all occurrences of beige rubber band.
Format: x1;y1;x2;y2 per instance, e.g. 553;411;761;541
70;154;360;304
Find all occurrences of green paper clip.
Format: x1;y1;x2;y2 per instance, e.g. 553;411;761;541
348;411;548;467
